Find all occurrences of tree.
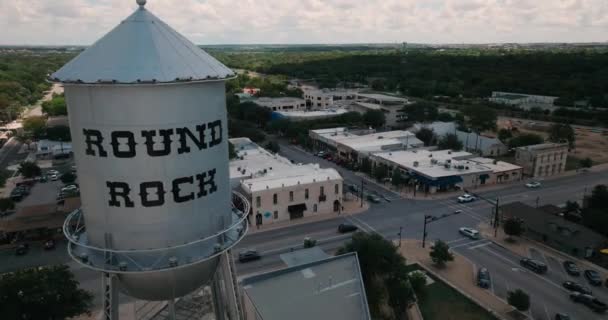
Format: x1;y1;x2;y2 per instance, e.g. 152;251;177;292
565;200;580;213
408;271;427;296
18;161;41;178
363;110;386;128
429;240;454;268
507;289;530;311
416;128;436;146
14;131;33;149
41;94;67;116
508;133;544;148
0;265;93;320
60;172;77;184
336;232;412;316
437;133;463;151
391;169;404;189
548;123;575;148
0;198;15;212
582;185;608;236
579;157;593;168
46;125;71;142
401;102;438;123
497;128;513;142
503;217;524;241
0;170;9;188
373;164;388;182
22;116;47;139
303;237;317;248
229;142;237;159
265;141;280;153
385;268;415;319
463;105;497;132
360;157;372;174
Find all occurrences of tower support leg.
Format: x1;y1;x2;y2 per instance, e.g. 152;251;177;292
102;272;119;320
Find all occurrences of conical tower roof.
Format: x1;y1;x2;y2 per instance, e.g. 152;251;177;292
51;0;234;84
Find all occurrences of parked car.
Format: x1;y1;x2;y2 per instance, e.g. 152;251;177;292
338;223;358;233
554;313;570;320
61;184;79;193
15;243;29;256
238;249;261;263
49;174;59;181
563;260;580;276
569;292;607;313
525;181;542;188
459;227;480;240
457;194;476;203
562;280;592;295
316;151;326;157
47;169;60;176
584;269;603;286
520;258;548;274
366;195;381;203
477;267;491;288
43;239;56;250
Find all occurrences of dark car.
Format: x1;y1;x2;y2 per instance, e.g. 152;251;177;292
367;195;381;203
570;292;607;313
477;267;491;289
562;281;592;295
43;239;56;250
520;258;548;274
584;270;603;286
554;313;570;320
563;260;580;276
15;243;29;256
338;223;358;233
238;249;261;263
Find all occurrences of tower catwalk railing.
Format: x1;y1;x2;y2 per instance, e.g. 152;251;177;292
63;192;250;274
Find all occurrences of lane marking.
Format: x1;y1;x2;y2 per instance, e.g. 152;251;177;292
451;239;488;249
468;242;492;250
446;237;468;244
543;304;550;320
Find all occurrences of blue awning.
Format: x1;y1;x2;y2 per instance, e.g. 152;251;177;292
410;173;463;187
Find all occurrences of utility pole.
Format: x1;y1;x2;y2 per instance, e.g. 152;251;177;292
398;226;403;248
535;196;540;208
422;215;429;248
360;179;366;208
493;197;500;238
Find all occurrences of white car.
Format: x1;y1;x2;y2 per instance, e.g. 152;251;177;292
47;170;60;176
459;227;480;239
49;174;59;181
457;194;476;203
525;181;541;188
61;185;79;192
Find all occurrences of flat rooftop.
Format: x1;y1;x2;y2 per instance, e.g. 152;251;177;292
229;138;342;193
516;143;568;151
468;157;522;172
242;252;371;320
275;108;348;118
255;97;306;105
356;93;409;103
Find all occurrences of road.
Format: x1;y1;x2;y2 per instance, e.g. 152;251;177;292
2;142;608;317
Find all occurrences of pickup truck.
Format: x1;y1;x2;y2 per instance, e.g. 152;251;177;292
570;292;607;313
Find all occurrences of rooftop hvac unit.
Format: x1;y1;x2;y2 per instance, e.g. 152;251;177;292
431;159;438;164
446;159;451;163
444;163;451;169
413;161;419;167
429;153;433;157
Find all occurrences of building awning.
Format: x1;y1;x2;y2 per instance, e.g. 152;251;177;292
479;174;490;180
288;204;307;213
410;173;463;187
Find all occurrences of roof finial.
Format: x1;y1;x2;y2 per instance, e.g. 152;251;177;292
136;0;146;7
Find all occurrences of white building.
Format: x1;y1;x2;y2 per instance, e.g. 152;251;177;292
229;138;343;226
515;143;568;177
303;88;359;109
370;149;522;193
489;91;558;111
410;122;508;156
348;93;413;128
309;128;423;163
272;108;349;122
254;97;306;112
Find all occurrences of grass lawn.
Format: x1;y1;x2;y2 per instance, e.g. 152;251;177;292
408;265;498;320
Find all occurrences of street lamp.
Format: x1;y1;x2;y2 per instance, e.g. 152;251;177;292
397;226;403;248
360;179;367;208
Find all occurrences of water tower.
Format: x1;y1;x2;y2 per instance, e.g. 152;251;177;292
53;1;249;319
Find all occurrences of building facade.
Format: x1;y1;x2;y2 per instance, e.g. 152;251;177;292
303;88;359;108
349;93;413;128
254;97;306;112
515;143;568;177
230;138;343;226
490;91;558;111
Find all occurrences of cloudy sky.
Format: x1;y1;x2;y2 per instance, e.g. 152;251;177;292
1;0;607;45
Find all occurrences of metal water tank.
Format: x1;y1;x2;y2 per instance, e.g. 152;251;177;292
54;1;248;301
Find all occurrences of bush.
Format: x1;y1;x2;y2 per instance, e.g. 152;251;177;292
303;237;317;248
60;172;77;184
507;289;530;311
409;271;427;296
0;198;15;212
18;162;41;178
430;240;454;268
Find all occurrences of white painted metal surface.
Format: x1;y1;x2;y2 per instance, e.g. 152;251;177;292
51;3;234;84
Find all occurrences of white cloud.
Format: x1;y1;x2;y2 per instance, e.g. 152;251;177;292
0;0;606;45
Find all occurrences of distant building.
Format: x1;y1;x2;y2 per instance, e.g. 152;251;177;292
309;128;423;163
36;139;72;159
271;108;349;122
241;252;371;320
254;97;306;112
242;87;260;95
489;91;558;111
515;143;568;177
349;93;413;128
370;149;522;193
303;88;359;108
229;138;343;226
410;122;508;156
500;202;606;258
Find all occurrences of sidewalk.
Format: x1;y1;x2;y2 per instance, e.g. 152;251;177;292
397;239;518;320
477;222;608;277
247;199;368;234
